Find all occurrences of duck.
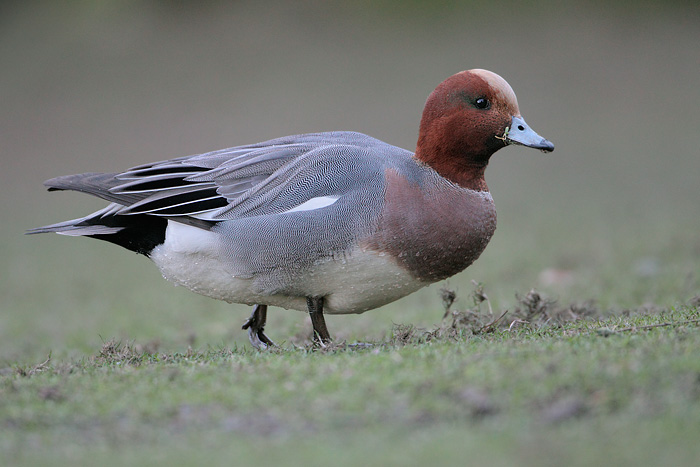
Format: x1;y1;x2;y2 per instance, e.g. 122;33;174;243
28;69;554;348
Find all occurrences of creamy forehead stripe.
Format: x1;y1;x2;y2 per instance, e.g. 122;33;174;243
470;69;519;111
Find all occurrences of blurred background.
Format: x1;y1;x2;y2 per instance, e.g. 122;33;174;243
1;0;699;363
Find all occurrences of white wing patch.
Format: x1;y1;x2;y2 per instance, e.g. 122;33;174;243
284;196;340;213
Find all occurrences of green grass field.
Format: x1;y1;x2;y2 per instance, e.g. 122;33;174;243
3;305;700;466
2;1;699;465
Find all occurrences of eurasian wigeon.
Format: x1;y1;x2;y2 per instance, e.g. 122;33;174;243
28;69;553;348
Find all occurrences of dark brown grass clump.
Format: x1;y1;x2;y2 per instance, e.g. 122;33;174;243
391;283;612;344
94;338;161;366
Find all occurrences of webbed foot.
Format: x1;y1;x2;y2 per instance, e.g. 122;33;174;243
242;304;276;349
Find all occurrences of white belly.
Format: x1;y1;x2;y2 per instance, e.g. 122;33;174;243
149;221;427;314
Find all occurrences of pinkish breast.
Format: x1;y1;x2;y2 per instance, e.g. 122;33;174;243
362;169;496;282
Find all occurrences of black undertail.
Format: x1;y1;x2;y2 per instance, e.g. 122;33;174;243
88;214;168;256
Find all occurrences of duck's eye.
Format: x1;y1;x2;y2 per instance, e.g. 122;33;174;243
475;97;490;109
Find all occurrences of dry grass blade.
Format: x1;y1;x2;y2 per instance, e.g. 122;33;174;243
15;353;52;377
599;318;700;335
476;310;509;334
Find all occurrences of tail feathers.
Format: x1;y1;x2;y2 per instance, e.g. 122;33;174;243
26;220;124;237
26;204;123;236
27;208;168;256
29;172;213;255
44;173;143;206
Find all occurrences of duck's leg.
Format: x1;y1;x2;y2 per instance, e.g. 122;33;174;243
241;304;276;349
306;296;332;346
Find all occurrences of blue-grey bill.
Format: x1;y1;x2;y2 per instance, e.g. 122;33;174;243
506;115;554;152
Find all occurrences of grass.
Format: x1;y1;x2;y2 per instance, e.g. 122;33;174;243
2;298;700;466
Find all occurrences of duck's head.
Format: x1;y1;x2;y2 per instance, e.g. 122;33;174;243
415;69;554;190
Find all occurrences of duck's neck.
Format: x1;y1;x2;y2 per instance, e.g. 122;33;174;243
414;144;491;192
